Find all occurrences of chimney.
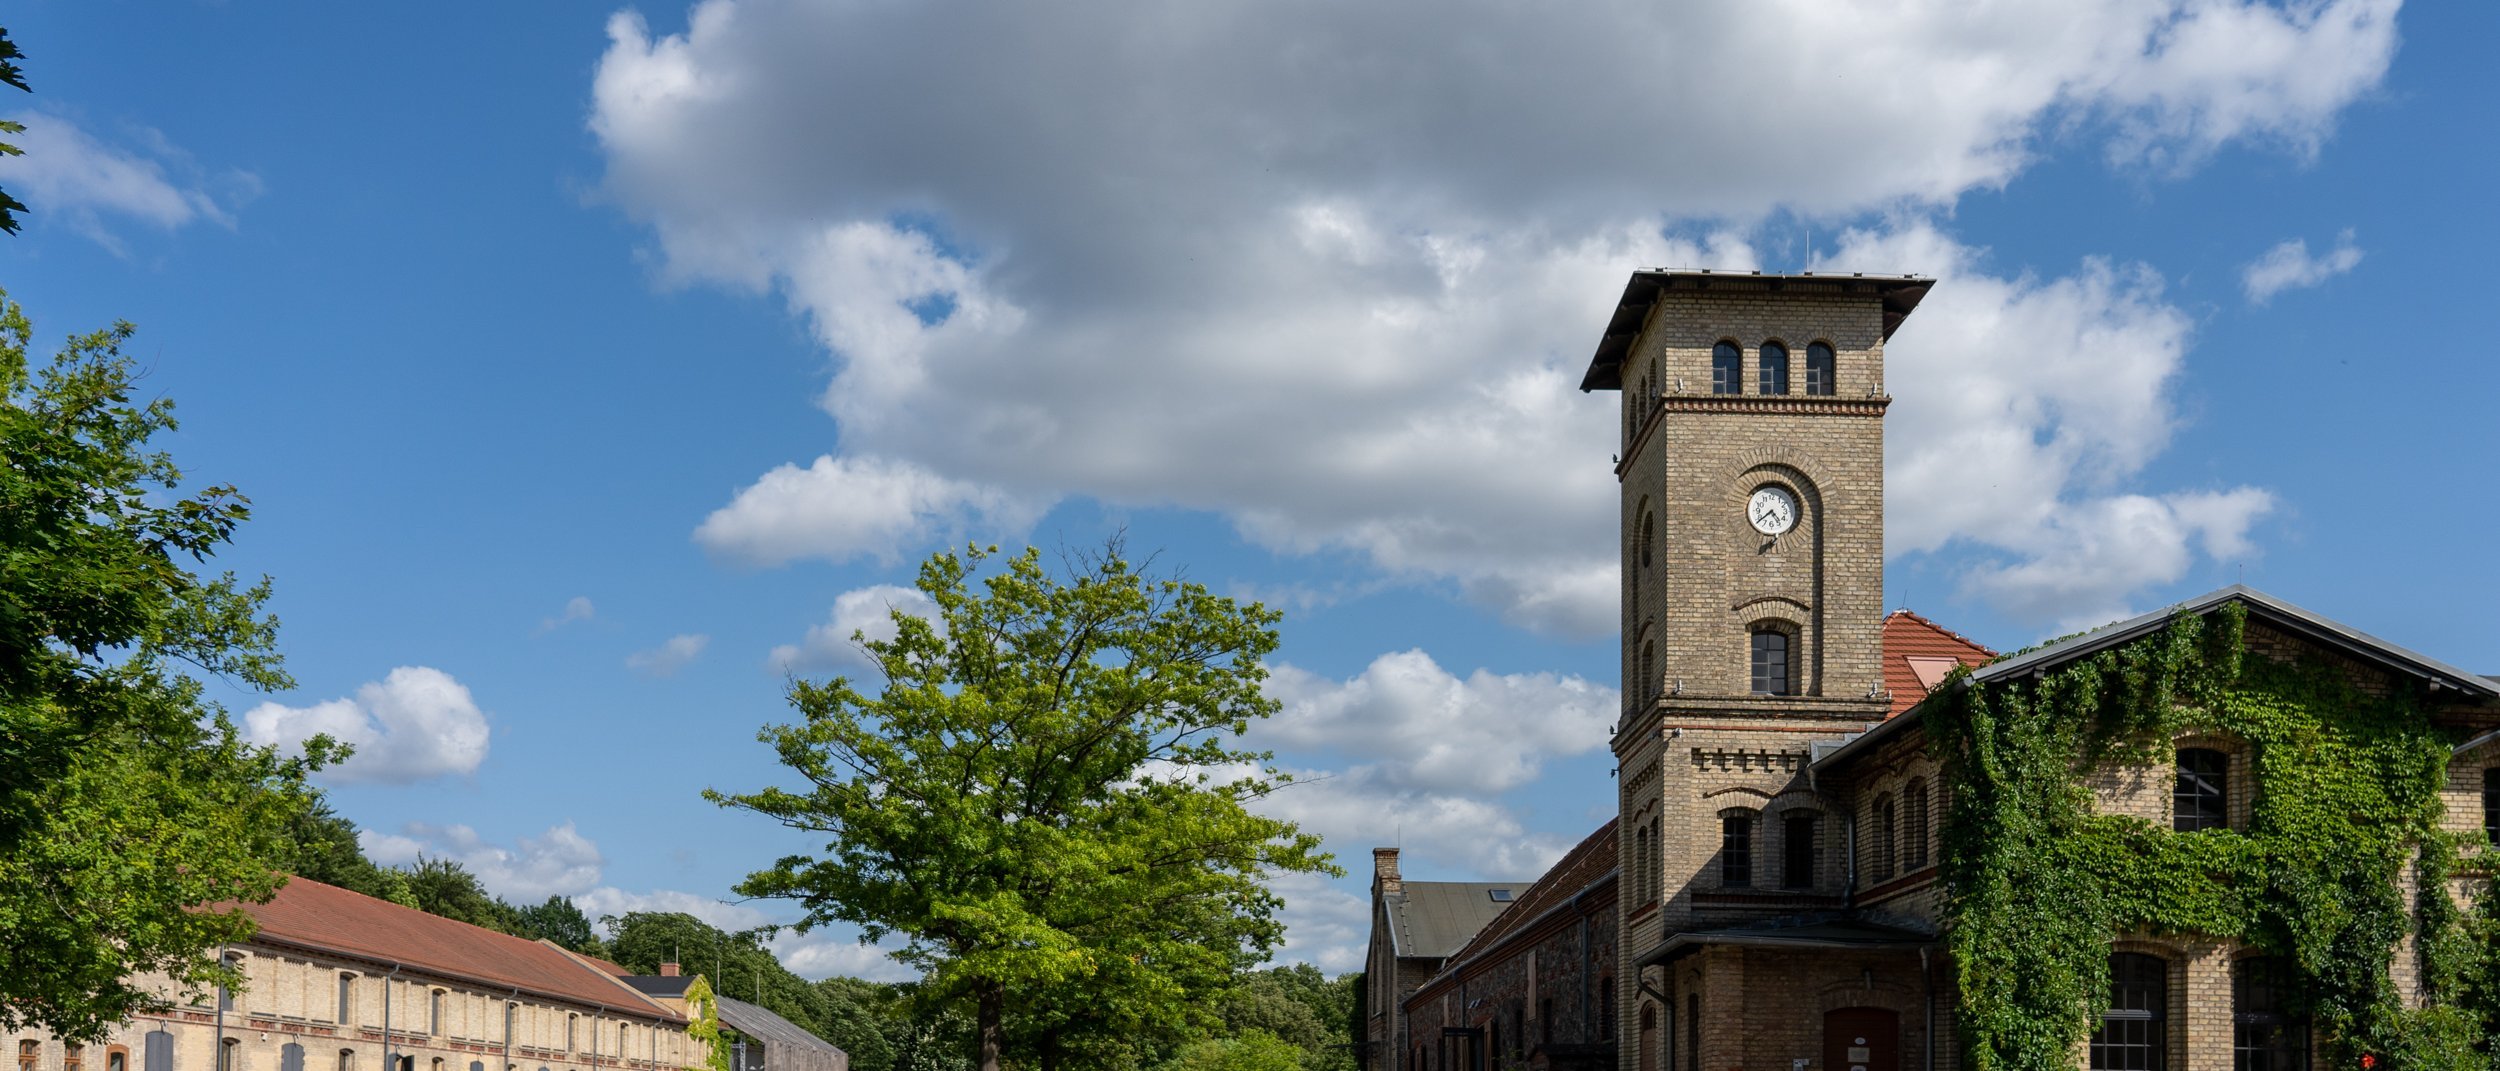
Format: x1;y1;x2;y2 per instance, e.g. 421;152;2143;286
1372;848;1402;895
659;962;680;977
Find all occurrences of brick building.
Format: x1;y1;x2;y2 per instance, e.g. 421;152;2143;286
6;878;697;1071
1367;271;2500;1071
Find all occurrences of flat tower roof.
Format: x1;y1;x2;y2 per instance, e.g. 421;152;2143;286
1578;270;1932;391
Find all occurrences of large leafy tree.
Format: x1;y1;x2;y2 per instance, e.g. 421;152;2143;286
712;544;1336;1071
0;293;330;1041
0;26;30;234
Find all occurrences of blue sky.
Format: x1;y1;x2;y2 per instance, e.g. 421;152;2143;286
4;0;2493;979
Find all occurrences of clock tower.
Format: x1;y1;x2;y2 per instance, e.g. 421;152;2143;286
1581;270;1930;1066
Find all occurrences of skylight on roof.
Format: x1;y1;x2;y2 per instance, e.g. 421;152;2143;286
1489;889;1513;902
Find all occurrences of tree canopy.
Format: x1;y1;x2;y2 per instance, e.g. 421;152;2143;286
0;293;329;1041
711;544;1336;1071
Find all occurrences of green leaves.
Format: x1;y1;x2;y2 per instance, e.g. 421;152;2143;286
713;543;1337;1070
1;291;323;1042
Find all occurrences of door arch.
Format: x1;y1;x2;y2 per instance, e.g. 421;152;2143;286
1822;1008;1899;1071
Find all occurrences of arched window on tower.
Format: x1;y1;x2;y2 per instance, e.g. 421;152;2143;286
1758;341;1789;395
2176;748;2229;832
1749;628;1791;695
1719;809;1754;887
2092;954;2168;1071
1639;639;1655;703
1805;341;1835;396
1647;815;1663;900
1711;342;1742;395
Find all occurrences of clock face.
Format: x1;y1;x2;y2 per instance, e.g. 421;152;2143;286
1748;486;1798;536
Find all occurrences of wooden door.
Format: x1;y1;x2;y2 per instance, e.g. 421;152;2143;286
1821;1008;1899;1071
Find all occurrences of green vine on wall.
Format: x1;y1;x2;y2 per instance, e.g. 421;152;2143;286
1923;603;2500;1071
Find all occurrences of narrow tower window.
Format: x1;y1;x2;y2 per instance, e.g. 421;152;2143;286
1805;341;1836;395
2176;749;2229;832
1711;342;1742;395
1719;810;1753;887
1758;341;1789;395
1749;629;1791;695
1782;813;1817;889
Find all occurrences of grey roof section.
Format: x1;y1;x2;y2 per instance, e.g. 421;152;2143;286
1816;584;2499;772
1579;270;1934;391
623;976;694;999
718;995;844;1059
1384;882;1523;960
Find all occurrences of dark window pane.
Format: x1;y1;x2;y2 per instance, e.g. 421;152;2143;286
2092;954;2168;1071
2176;749;2229;832
1782;814;1817;888
1758;342;1789;395
1711;343;1742;394
2234;957;2307;1071
1721;813;1752;887
1805;342;1836;396
1750;630;1790;695
1874;797;1896;881
1904;780;1930;869
2485;767;2497;845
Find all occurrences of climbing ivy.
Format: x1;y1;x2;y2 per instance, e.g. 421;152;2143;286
1923;603;2500;1071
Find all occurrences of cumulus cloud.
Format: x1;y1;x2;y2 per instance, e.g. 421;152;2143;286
769;583;941;672
1822;222;2274;624
242;667;491;784
1253;767;1577;879
1264;870;1371;974
361;821;607;902
626;633;711;677
539;596;597;633
1259;652;1616;793
2242;229;2364;304
590;0;2378;631
0;111;255;252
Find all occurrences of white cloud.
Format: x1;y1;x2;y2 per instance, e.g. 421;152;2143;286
626;633;711;677
774;933;919;984
0;110;253;251
2242;229;2364;304
1259;652;1616;793
540;596;597;633
1264;870;1370;973
242;667;491;784
574;886;776;933
769;583;941;672
591;0;2379;632
694;454;1043;567
1252;767;1577;879
1822;222;2275;624
360;821;607;902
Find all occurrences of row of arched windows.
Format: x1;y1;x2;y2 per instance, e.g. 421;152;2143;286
1712;340;1837;397
1869;779;1931;882
2088;953;2307;1071
1715;806;1822;889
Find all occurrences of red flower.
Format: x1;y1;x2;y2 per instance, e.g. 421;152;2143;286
2361;1056;2376;1069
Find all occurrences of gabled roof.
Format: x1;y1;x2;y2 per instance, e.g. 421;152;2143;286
1432;819;1618;975
242;878;682;1022
1817;585;2500;772
1579;270;1933;391
1383;882;1524;960
1881;610;1995;717
716;996;845;1059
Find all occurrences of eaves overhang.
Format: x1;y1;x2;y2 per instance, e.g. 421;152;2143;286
1578;270;1932;392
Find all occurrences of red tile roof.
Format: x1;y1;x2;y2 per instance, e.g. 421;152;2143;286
1433;818;1618;973
239;878;682;1022
1880;610;1996;717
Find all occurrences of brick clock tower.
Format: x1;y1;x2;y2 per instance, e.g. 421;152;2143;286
1579;270;1930;1069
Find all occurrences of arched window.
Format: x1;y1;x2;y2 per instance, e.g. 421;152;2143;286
336;1051;353;1071
1633;825;1651;905
1805;341;1836;396
20;1041;37;1071
1758;341;1789;395
1720;810;1754;887
2233;957;2307;1071
278;1047;301;1071
1872;794;1897;882
1904;779;1930;870
107;1051;126;1071
1710;342;1742;395
64;1045;83;1071
1683;994;1699;1071
2091;953;2168;1071
338;974;354;1024
1647;815;1663;900
1640;512;1655;569
2176;748;2228;832
1639;638;1656;702
2484;767;2496;844
1750;628;1792;696
430;990;444;1035
217;1041;240;1071
1782;812;1818;889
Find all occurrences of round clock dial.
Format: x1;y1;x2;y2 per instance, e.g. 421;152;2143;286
1748;486;1798;536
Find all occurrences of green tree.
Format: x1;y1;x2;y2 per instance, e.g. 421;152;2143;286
1218;966;1355;1071
711;544;1337;1071
606;911;833;1038
0;27;31;234
401;857;524;932
280;796;403;900
1155;1031;1304;1071
0;293;329;1041
513;895;604;955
